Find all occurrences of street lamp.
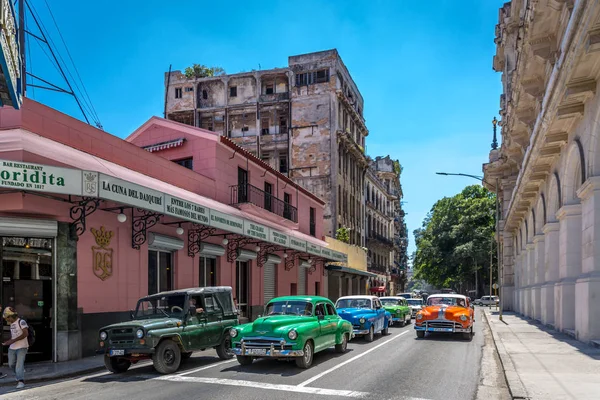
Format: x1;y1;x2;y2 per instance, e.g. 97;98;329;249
435;171;502;320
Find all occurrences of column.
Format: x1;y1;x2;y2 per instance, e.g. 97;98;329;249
532;234;544;321
555;204;582;333
525;242;535;317
542;222;560;327
576;177;600;343
513;248;522;313
501;231;515;311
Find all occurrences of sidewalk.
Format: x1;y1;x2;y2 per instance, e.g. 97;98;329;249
483;309;600;400
0;355;104;387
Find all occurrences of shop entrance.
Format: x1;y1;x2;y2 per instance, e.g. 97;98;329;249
0;237;54;365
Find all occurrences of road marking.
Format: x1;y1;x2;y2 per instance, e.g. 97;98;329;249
178;359;237;376
155;375;369;397
298;330;411;387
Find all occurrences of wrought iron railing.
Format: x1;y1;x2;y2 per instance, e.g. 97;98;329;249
368;231;394;247
230;183;298;223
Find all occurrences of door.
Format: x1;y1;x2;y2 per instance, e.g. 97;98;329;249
181;295;207;350
314;302;330;351
148;250;173;295
236;261;249;318
373;298;385;332
203;294;225;346
238;167;248;203
297;266;306;295
263;261;276;304
1;237;53;364
323;303;339;347
264;182;273;212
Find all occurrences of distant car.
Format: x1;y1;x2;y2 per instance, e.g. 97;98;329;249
380;296;412;326
474;296;499;306
397;292;413;299
335;295;391;342
229;296;352;369
414;294;474;340
406;298;424;318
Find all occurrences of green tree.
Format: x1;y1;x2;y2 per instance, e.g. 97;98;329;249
413;185;497;296
335;227;350;243
184;64;226;79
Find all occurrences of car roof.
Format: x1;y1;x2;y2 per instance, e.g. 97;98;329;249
146;286;233;297
380;296;406;300
427;293;468;300
336;295;378;300
269;296;332;303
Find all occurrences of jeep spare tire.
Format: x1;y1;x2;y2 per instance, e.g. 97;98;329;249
153;340;182;374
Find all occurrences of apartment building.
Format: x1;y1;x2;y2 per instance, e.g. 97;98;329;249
164;50;369;245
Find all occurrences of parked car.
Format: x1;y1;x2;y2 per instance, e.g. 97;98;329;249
335;295;391;341
397;292;413;299
474;296;500;306
98;287;238;374
230;296;352;369
414;293;474;340
380;296;412;326
406;298;424;318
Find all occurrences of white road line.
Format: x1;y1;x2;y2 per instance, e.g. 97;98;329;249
155;375;369;397
298;330;411;387
177;359;237;376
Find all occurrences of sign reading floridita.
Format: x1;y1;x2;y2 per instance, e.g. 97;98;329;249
0;159;347;262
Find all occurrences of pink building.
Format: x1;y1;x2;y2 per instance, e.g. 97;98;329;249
0;99;347;363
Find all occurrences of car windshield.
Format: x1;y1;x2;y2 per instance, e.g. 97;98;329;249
134;294;186;319
380;299;400;306
400;293;412;299
427;297;467;307
265;300;313;316
407;299;423;306
336;298;372;309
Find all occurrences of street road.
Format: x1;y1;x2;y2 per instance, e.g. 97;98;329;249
1;309;507;400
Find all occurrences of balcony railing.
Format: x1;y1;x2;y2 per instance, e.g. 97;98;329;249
230;183;298;223
368;264;387;274
259;92;290;102
368;231;394;247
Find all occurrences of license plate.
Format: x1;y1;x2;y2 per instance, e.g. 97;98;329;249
246;348;267;356
109;349;125;356
433;328;451;332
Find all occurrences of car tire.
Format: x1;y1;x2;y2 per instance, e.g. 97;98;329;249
463;327;474;341
416;331;425;339
365;326;374;342
236;355;253;366
406;315;412;325
216;334;234;360
335;333;348;353
382;323;390;336
152;340;182;374
103;355;131;373
295;340;314;369
181;352;193;360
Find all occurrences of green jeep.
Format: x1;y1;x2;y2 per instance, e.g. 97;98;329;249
98;286;238;374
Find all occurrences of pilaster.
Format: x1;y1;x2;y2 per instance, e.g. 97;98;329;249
542;222;560;326
525;242;536;317
532;234;545;321
501;231;515;311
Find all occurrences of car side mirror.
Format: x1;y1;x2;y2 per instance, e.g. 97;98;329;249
129;310;134;320
317;314;325;320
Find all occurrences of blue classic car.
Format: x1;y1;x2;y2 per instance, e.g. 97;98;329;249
335;295;391;342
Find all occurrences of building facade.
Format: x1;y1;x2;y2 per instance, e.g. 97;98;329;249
164;50;369;245
0;99;347;364
484;0;600;344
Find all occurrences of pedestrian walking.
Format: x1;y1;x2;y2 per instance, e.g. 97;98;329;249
2;307;29;389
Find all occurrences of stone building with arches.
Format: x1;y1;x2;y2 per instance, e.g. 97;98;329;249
484;0;600;345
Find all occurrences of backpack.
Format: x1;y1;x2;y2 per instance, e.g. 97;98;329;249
19;319;35;347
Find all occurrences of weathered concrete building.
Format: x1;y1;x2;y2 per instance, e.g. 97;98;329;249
484;0;600;345
164;50;369;245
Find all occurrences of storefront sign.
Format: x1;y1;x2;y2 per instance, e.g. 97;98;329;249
269;230;289;247
289;237;307;252
0;159;82;195
331;251;347;262
165;195;210;224
209;210;244;234
321;247;332;258
306;242;322;256
0;0;21;109
244;221;269;241
91;226;114;281
99;174;164;213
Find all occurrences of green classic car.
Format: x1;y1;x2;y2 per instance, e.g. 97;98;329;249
230;296;353;369
380;296;412;326
98;287;238;374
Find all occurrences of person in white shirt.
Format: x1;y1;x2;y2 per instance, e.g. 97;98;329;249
2;307;28;389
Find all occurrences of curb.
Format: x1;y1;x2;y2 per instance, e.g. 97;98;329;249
482;310;530;400
0;366;105;388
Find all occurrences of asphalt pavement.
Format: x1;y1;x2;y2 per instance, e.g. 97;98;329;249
0;309;502;400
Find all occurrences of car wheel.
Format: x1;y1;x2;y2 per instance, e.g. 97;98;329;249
382;323;390;336
236;355;253;366
463;327;474;341
216;334;234;360
152;340;182;374
335;333;348;353
181;352;193;360
103;355;131;373
295;340;314;369
406;314;412;325
416;331;425;339
365;326;374;342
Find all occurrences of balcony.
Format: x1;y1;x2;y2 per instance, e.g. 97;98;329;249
230;183;298;223
368;264;387;274
368;231;394;248
259;92;290;103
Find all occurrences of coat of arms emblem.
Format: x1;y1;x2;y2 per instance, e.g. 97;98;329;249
83;172;98;196
91;226;114;281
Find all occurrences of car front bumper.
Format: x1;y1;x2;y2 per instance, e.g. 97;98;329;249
96;348;155;357
414;325;471;333
233;344;304;358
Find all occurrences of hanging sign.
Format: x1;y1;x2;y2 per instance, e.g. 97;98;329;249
99;174;164;213
289;237;307;252
0;159;82;195
244;221;269;241
269;230;290;247
306;242;322;256
165;195;210;224
0;0;21;109
209;210;244;234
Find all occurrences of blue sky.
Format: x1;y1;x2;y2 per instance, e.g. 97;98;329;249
27;0;504;257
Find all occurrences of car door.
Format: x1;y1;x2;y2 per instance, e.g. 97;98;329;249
181;295;207;350
314;302;330;351
204;294;225;347
373;298;385;332
323;303;339;347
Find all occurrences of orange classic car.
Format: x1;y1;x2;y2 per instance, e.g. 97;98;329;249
414;294;474;340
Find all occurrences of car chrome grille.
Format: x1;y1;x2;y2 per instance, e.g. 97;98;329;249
237;337;293;350
108;327;135;344
427;321;462;329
